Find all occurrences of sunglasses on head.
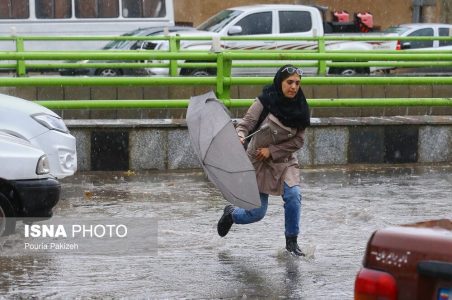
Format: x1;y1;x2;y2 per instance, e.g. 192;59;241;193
281;66;303;76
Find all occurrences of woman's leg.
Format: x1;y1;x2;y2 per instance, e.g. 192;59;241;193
282;183;304;256
282;183;301;238
232;193;269;224
217;193;268;237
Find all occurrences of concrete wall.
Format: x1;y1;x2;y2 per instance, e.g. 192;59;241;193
2;85;450;171
68;116;452;172
1;85;451;120
441;0;452;24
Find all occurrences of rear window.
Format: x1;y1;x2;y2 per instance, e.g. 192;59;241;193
279;11;312;33
439;27;452;47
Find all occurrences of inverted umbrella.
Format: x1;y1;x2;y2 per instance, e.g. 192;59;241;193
186;91;261;210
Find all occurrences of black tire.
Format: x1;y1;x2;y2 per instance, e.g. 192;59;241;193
180;63;216;76
95;68;123;77
192;68;216;76
329;67;369;76
0;192;16;236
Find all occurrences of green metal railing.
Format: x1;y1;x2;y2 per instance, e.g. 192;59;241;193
35;98;452;109
2;75;452;102
0;34;451;109
1;34;452;75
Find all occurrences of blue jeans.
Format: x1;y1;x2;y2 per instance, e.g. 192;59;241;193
231;183;301;237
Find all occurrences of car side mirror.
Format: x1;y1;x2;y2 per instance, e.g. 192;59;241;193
401;42;411;50
228;26;243;35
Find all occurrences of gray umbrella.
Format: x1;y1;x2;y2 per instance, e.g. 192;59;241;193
186;91;260;210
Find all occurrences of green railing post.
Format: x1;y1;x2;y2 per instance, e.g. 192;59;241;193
169;35;180;77
317;36;327;76
15;37;26;77
216;52;232;105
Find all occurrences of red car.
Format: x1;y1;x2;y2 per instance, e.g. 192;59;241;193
355;219;452;300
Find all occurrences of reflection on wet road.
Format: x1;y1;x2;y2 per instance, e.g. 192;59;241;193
1;165;451;299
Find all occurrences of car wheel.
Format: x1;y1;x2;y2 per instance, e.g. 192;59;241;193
0;192;16;236
329;67;369;76
95;68;123;77
180;64;216;76
189;69;216;76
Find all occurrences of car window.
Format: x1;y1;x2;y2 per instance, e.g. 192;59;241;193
407;28;434;48
103;32;135;49
383;26;411;34
197;10;243;33
37;0;71;19
234;12;272;35
439;27;452;47
279;11;312;33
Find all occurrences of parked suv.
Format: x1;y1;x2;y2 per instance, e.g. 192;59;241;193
354;219;452;300
0;94;77;179
0;132;60;236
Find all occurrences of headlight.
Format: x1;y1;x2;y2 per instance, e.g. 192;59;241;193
32;113;69;133
36;155;50;175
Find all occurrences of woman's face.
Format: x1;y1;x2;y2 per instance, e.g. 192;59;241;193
281;73;301;99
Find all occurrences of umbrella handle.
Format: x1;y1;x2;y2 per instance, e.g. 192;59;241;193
243;124;269;140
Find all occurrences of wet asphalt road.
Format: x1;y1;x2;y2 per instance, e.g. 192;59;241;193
0;164;451;299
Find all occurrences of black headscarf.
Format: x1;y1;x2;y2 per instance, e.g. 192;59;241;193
258;64;310;129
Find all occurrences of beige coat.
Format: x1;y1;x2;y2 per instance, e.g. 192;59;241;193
236;99;305;196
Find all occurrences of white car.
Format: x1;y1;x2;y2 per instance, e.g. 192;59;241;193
0;94;77;178
383;23;452;74
149;4;384;77
384;23;452;51
58;25;197;76
0;132;60;236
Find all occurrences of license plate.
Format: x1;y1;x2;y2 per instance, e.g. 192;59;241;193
438;288;452;300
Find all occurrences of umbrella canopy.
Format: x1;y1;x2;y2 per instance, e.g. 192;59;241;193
187;91;260;210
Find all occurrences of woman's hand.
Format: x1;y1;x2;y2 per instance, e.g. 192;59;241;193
237;133;245;144
255;148;270;161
